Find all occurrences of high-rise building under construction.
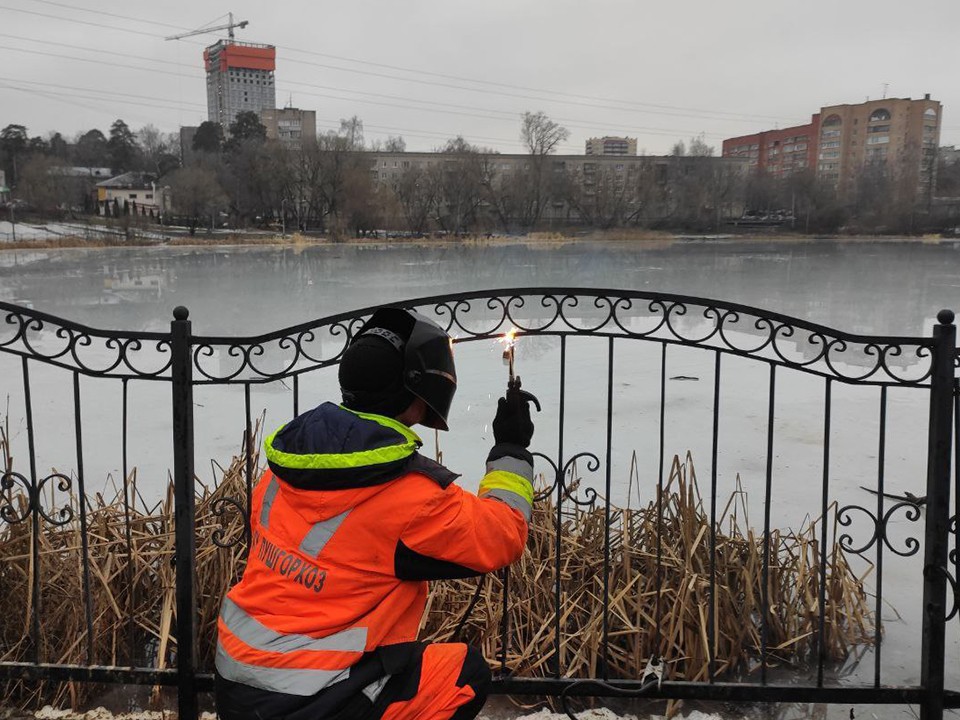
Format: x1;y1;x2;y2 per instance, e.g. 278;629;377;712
204;39;277;130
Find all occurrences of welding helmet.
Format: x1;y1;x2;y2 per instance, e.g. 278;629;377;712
339;307;457;430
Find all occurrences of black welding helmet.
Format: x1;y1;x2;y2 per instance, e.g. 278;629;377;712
339;307;457;430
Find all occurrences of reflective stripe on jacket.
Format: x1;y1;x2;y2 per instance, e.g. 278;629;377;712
215;402;532;696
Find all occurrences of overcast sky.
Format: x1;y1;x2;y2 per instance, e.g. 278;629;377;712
2;0;959;155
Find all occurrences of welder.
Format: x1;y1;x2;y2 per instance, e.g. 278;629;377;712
214;306;536;720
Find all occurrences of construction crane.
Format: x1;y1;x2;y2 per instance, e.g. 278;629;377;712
164;12;249;42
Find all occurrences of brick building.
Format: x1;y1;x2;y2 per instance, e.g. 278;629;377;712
722;116;819;178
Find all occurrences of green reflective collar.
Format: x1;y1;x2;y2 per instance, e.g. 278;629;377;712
265;407;422;471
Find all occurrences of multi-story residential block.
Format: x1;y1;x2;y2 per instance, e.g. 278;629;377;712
204;40;277;130
261;108;317;148
585;136;638;156
817;95;941;197
365;152;748;227
722;116;819;178
722;95;942;198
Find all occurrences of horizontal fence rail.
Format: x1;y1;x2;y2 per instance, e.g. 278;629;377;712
0;290;958;720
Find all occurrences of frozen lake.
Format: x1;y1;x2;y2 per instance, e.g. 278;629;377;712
1;237;959;706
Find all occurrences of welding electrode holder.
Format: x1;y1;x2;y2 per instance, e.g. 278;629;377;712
507;375;541;412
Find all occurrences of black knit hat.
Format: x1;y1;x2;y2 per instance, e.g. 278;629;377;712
338;333;414;418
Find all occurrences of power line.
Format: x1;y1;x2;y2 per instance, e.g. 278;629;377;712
2;1;798;128
0;4;170;40
0;45;200;80
0;75;206;111
0;43;730;141
0;34;201;73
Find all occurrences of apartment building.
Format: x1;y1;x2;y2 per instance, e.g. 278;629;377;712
261;108;317;148
366;151;748;225
585;136;638;156
817;95;941;197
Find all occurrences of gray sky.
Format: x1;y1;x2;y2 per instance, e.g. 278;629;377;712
2;0;959;155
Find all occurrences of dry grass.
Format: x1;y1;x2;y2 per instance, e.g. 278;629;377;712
0;424;873;710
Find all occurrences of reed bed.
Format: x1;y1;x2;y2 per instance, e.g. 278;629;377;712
422;453;873;685
0;430;874;710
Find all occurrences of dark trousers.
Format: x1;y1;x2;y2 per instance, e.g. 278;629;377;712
215;642;490;720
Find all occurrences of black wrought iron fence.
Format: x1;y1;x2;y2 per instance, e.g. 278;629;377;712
0;290;958;720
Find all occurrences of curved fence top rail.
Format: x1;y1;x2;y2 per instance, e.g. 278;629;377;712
0;290;943;386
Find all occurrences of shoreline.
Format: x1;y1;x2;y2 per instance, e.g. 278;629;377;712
0;228;956;252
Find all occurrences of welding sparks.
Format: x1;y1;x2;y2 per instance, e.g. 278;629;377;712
498;327;519;382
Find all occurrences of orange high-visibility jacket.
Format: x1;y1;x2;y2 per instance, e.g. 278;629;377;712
215;402;534;697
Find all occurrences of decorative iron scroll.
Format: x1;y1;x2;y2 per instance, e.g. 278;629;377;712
0;470;75;526
2;293;937;385
189;291;935;386
0;301;171;380
837;501;923;557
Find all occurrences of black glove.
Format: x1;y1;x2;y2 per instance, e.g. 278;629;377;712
493;382;535;448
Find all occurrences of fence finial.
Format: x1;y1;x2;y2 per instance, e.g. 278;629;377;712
936;309;954;325
173;306;190;321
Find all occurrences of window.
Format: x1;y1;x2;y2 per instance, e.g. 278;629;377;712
821;129;841;139
867;125;890;133
129;193;138;199
822;114;842;127
925;108;937;119
145;194;153;200
866;135;890;145
869;108;891;122
819;151;840;159
821;140;840;148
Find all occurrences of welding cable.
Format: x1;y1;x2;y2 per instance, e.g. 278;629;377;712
560;674;660;720
451;575;487;642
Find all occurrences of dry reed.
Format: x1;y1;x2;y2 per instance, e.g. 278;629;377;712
0;424;873;710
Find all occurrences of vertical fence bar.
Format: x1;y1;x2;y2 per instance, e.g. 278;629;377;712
293;374;300;417
655;342;666;653
919;309;955;720
760;362;776;685
171;306;198;720
601;337;614;680
72;372;95;666
122;378;137;666
708;351;720;682
954;379;959;618
553;335;566;678
873;386;888;689
21;357;40;664
244;382;254;547
816;377;832;687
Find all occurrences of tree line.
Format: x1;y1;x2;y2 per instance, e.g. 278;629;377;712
3;111;958;237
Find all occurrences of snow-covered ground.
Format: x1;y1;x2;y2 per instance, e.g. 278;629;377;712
0;221;171;242
30;707;728;720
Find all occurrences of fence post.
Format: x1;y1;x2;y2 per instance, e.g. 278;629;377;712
171;306;198;720
920;309;955;720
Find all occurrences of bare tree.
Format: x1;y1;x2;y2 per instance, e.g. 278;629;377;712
520;111;569;157
516;112;570;230
392;164;438;235
167;166;227;234
339;116;365;151
384;136;406;152
688;133;715;157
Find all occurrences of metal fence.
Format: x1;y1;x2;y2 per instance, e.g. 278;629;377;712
0;290;958;719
